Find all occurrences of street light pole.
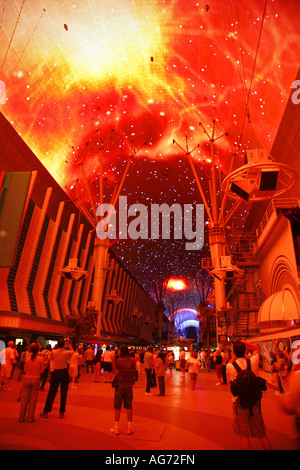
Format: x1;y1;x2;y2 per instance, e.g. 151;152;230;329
67;140;146;340
93;152;134;338
173;122;229;347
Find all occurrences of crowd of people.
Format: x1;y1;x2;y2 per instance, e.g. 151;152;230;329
0;338;299;449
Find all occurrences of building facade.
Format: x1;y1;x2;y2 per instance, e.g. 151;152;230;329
226;70;300;339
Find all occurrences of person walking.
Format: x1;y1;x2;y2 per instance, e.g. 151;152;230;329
11;343;19;379
84;346;94;373
214;350;223;385
221;348;229;384
0;341;15;391
275;351;289;396
180;348;186;378
40;344;52;390
110;345;136;436
270;351;278;387
103;346;114;383
40;338;74;419
144;345;154;396
17;345;28;383
19;344;44;423
156;351;167;396
69;347;82;390
226;340;272;450
151;349;158;388
200;350;208;369
187;350;201;390
93;349;102;383
167;351;174;377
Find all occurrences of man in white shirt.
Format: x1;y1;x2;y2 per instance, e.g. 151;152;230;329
226;340;272;450
103;346;114;383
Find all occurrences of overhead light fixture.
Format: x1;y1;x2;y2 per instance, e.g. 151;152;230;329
259;170;278;191
230;182;249;201
222;149;296;202
129;307;143;318
104;289;123;304
246;148;270;164
58;258;88;281
209;256;244;282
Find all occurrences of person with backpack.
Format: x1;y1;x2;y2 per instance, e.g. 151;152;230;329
226;340;272;450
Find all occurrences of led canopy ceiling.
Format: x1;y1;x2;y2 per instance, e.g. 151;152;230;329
0;0;299;304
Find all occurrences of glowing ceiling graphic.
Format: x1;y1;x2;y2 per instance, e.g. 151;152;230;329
164;277;190;293
0;0;299;317
169;308;199;334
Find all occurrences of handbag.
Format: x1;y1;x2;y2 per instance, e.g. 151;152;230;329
112;374;119;389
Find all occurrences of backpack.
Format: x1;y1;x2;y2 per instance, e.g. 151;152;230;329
230;359;267;415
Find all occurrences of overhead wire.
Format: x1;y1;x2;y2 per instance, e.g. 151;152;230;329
230;0;269;155
219;0;268;255
0;0;6;30
0;0;26;74
7;7;46;83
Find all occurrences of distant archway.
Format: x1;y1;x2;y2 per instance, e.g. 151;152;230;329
168;308;199;339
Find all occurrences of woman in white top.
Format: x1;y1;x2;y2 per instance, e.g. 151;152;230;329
69;348;82;389
187;351;201;390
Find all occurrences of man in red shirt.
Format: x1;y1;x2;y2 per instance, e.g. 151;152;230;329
110;345;136;436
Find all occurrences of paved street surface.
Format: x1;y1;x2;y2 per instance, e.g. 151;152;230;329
0;367;297;452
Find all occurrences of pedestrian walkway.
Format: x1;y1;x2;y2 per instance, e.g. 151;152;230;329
0;368;297;451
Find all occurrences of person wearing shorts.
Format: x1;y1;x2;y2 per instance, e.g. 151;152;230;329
110;345;136;436
103;346;113;383
232;400;266;441
167;351;174;377
227;340;272;450
0;341;15;390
